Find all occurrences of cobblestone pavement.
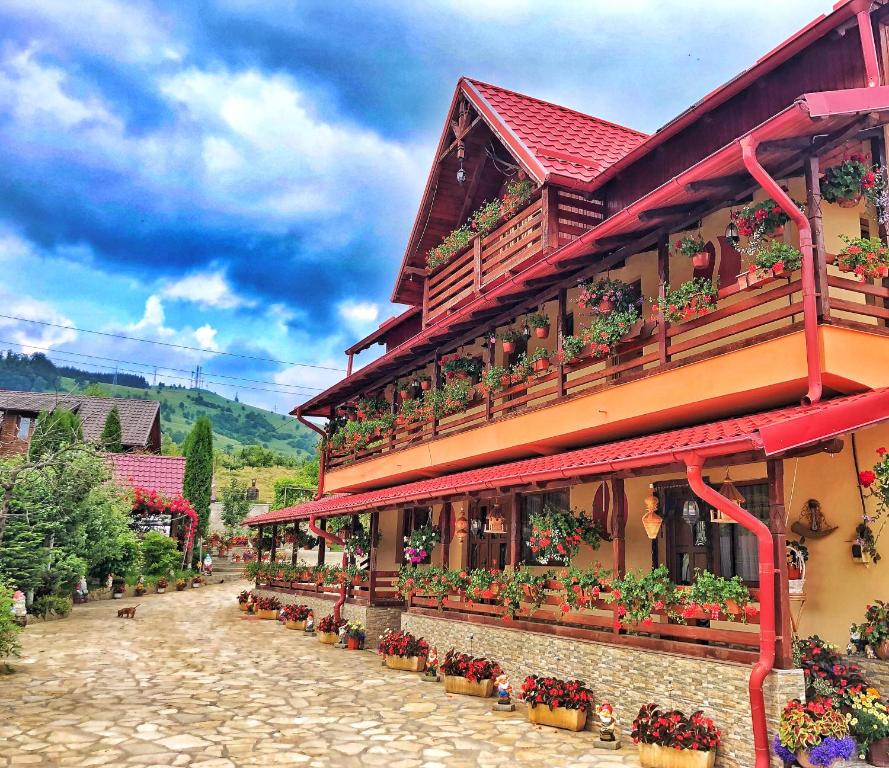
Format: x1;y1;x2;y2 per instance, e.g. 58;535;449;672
0;580;643;768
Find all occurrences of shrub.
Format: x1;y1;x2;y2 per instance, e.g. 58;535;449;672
140;531;181;576
32;595;73;620
0;584;22;664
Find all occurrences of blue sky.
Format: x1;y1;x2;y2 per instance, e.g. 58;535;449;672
0;0;825;413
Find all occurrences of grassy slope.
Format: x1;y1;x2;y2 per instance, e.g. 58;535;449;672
58;377;316;458
214;466;309;506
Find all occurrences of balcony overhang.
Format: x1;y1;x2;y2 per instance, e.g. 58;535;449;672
297;86;889;419
250;384;889;527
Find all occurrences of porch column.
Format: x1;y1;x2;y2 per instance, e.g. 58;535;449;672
440;502;452;568
350;514;359;566
316;518;326;566
269;524;278;562
432;351;441;437
657;233;670;366
871;134;889;323
368;511;379;605
768;459;794;669
556;288;567;397
508;494;521;566
804;154;831;321
611;478;627;636
255;525;264;572
291;521;299;565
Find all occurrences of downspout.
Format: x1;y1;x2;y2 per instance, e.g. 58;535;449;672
308;515;348;622
296;407;327;501
740;135;823;404
852;0;881;87
683;452;776;768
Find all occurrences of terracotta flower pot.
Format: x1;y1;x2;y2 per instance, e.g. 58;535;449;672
284;620;306;631
255;609;279;620
691;251;711;269
787;565;803;580
532;358;550;373
384;655;426;672
500;374;512;388
318;631;339;645
875;640;889;661
837;193;863;209
239;602;249;611
502;340;516;354
534;326;550;339
527;704;587;732
420;380;431;391
346;636;363;650
868;736;889;766
638;743;715;768
400;390;412;401
598;298;615;313
443;675;494;698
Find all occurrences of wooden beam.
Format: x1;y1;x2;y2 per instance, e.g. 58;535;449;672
686;173;751;192
457;150;488;222
657;233;670;366
316;518;326;567
291;521;299;565
508;494;520;566
768;459;794;670
594;228;659;249
758;135;819;153
638;203;707;222
437;115;482;162
270;524;278;562
440;502;452;568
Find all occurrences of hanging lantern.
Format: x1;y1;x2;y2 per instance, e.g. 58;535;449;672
725;219;740;247
682;499;700;527
485;501;506;533
641;484;663;539
454;509;470;542
711;472;744;524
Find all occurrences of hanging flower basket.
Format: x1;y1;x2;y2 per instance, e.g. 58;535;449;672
598;298;615;313
527;312;550;339
673;235;710;269
691;251;711;269
502;340;516;353
419;378;431;391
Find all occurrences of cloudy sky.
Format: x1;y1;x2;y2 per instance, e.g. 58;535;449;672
0;0;825;412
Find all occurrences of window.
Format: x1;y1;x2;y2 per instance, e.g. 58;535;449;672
519;490;569;565
717;482;769;583
16;416;32;441
401;507;432;564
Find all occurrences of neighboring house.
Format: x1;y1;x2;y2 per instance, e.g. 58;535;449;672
108;453;185;497
245;4;889;767
0;390;161;456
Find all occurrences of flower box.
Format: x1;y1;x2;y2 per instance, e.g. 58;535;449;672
527;704;587;732
736;267;790;291
443;675;494;698
638;744;715;768
239;602;249;612
346;636;363;650
384;655;426;672
284;619;306;630
318;631;339;644
255;609;279;620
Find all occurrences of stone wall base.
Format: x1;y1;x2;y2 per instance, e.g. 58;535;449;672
252;588;403;648
401;612;804;768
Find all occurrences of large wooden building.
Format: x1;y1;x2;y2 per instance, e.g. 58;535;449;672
247;3;889;766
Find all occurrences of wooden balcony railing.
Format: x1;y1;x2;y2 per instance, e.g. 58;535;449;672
825;272;889;332
261;570;402;606
407;579;761;664
423;189;604;323
327;277;807;470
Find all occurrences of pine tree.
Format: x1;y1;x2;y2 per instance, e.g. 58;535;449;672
183;416;213;539
100;406;123;453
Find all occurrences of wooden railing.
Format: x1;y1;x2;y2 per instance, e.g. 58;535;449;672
423;190;604;323
407;580;761;664
261;570;402;606
327;277;807;470
825;273;889;333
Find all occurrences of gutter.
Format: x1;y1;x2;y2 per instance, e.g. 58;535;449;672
739;134;823;404
852;0;882;88
308;516;348;622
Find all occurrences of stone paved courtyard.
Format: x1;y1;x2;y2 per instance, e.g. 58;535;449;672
0;580;643;767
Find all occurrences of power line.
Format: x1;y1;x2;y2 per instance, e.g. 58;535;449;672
0;313;346;372
0;338;325;392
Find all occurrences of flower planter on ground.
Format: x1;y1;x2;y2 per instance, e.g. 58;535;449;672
869;737;889;766
527;704;587;732
255;609;278;620
346;636;363;650
384;655;426;672
284;620;306;630
318;631;339;644
443;675;494;698
637;743;715;768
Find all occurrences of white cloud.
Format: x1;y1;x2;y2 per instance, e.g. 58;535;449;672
193;324;219;351
131;295;166;329
160;269;251;310
0;293;77;352
338;301;379;325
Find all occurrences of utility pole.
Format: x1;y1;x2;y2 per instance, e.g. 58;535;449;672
153;367;157;386
112;367;118;385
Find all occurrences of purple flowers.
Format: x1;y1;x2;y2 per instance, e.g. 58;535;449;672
772;735;856;766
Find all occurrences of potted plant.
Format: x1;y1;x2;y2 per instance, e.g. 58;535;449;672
836;236;889;281
344;620;365;650
417;375;432;391
134;578;146;597
846;689;889;766
520;675;593;731
237;590;251;611
441;650;502;698
821;155;879;208
850;601;889;661
175;578;187;592
673;234;711;269
773;698;856;767
481;365;512;393
787;538;808;595
281;603;311;630
632;703;720;768
156;577;168;594
253;595;281;620
527;347;551;373
526;312;551;339
733;198;793;241
440;354;482;382
466;569;504;601
577;277;636;313
403;524;441;565
656;278;718;324
317;614;346;644
739;241;803;289
527;504;606;565
678;570;754;622
605;565;677;628
111;577;126;599
191;575;202;588
378;629;429;672
398;382;413;401
499;328;524;354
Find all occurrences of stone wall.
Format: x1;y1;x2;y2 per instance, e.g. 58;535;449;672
402;612;804;768
853;656;889;693
252;587;403;648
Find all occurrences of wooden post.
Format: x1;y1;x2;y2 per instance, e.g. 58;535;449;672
440;502;452;568
291;521;299;565
270;524;278;563
316;518;326;567
473;236;482;293
368;511;379;605
432;351;441;437
657;233;670;366
871;134;889;322
556;288;567;398
485;336;495;422
508;494;521;566
768;459;794;669
611;478;627;636
256;525;264;572
542;186;560;252
804;154;831;321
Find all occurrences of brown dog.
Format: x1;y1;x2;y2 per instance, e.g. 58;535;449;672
117;605;140;619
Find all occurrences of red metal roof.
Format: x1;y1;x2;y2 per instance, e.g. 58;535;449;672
464;78;647;187
261;388;889;526
108;453;185;497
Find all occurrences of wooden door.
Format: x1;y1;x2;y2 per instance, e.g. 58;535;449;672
660;482;715;585
468;501;508;570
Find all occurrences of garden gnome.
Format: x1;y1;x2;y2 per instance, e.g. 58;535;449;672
305;612;314;633
596;701;618;742
495;674;512;705
427;646;439;676
12;590;26;620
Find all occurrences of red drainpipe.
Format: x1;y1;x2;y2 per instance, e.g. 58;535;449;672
682;451;776;768
852;0;881;88
296;407;327;501
308;516;348;622
740;135;823;405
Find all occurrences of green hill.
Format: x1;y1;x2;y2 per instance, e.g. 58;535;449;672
0;350;317;458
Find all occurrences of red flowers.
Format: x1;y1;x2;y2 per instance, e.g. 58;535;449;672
440;650;501;682
631;703;720;751
521;675;593;711
378;629;429;659
860;470;877;488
